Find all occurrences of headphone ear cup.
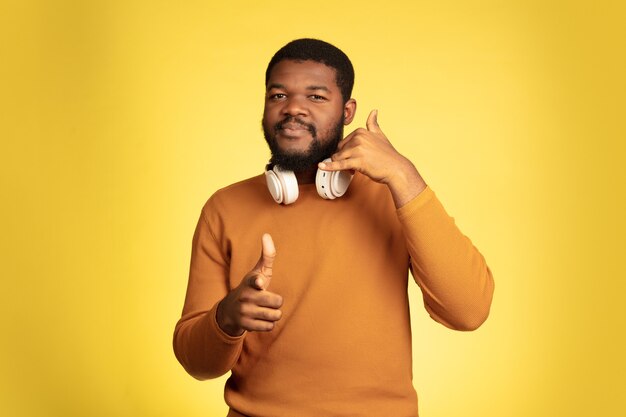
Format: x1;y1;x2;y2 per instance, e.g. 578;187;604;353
265;169;284;204
272;166;299;205
315;158;353;200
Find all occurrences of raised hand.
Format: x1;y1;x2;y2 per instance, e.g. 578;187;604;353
318;110;427;207
216;234;283;337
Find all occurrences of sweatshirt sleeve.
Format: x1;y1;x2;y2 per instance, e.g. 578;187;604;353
173;202;245;380
397;186;495;331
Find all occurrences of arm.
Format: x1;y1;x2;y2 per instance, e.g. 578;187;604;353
320;110;494;330
398;186;494;330
173;205;282;380
173;207;243;380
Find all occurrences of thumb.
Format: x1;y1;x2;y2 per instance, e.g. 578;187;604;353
254;233;276;288
366;109;380;132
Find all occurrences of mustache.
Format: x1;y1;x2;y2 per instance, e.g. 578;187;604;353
275;117;317;136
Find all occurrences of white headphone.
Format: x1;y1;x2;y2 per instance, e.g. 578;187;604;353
265;158;353;205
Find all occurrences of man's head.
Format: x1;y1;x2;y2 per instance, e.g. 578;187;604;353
265;39;355;104
262;39;357;173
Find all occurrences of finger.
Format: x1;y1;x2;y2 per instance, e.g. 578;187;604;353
332;144;362;162
240;317;277;332
260;233;276;279
251;234;276;289
245;306;283;322
366;109;380;132
240;284;283;312
254;291;284;309
336;128;359;151
246;273;266;290
318;158;359;172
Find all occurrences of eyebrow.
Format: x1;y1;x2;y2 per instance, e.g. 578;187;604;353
267;83;332;93
306;85;331;93
267;83;286;90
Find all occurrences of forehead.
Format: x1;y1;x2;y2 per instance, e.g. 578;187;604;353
267;60;339;91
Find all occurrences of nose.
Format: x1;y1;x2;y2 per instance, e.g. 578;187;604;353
281;95;308;118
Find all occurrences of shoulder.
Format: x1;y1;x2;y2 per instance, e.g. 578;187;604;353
212;174;266;200
201;174;269;216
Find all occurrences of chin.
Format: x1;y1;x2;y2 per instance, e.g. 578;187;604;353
278;143;312;155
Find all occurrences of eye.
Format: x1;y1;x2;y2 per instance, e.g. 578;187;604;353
268;93;286;100
309;94;327;102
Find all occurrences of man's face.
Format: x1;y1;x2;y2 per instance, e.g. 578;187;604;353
262;60;354;172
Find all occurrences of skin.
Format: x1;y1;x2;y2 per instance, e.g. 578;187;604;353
216;233;280;336
320;109;427;208
262;60;356;184
217;59;427;337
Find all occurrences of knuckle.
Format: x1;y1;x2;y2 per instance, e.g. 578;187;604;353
237;303;249;316
240;318;251;330
269;310;280;321
258;293;271;305
243;276;255;288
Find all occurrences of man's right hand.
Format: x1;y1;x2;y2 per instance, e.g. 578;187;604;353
216;233;283;337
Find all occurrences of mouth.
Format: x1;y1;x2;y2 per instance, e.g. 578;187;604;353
280;126;310;138
275;118;316;139
281;122;308;130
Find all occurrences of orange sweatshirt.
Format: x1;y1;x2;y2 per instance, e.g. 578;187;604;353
173;173;494;417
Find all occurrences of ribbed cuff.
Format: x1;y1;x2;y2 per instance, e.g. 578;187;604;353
396;185;436;220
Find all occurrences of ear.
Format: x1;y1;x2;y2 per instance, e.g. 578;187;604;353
343;99;357;125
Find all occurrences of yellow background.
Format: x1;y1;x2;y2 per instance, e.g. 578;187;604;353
2;1;625;416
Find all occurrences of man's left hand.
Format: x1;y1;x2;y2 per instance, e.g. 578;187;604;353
318;109;427;208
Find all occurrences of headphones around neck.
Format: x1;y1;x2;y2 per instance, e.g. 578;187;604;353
265;158;353;205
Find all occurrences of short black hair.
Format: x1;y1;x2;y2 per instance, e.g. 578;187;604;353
265;38;355;103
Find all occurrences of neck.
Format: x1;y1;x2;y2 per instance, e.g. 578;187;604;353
294;167;317;184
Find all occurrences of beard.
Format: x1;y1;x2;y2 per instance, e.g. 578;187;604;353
263;115;344;172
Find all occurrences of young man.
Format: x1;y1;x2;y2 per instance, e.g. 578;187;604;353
174;38;494;417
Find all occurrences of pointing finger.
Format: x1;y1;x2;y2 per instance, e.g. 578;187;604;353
247;274;265;290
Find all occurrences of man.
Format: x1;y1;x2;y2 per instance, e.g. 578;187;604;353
174;38;494;417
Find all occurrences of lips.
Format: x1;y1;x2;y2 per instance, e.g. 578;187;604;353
276;119;315;139
281;122;308;131
276;117;315;132
280;125;309;138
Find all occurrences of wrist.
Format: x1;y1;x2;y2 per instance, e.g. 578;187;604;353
387;160;427;208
